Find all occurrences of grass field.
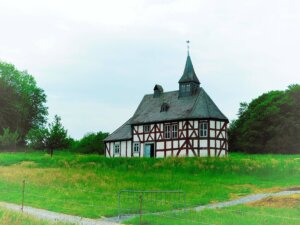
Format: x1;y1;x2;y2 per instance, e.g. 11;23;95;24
0;207;70;225
0;151;299;219
125;194;300;225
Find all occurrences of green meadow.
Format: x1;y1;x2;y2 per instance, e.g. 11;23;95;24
0;152;299;219
125;195;300;225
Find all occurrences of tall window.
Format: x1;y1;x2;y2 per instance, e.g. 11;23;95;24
144;125;150;133
164;124;171;139
200;122;208;137
114;143;120;154
164;123;178;139
133;142;140;153
172;124;178;138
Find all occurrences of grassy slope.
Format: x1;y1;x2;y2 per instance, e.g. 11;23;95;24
0;207;71;225
0;152;299;218
125;194;300;225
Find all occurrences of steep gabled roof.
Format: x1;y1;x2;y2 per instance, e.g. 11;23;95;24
104;88;228;142
130;88;227;124
178;55;200;84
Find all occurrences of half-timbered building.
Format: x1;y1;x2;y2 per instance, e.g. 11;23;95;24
104;52;229;158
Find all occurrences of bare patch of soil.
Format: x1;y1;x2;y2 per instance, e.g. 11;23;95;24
248;194;300;208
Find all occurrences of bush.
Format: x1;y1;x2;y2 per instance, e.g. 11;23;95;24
71;132;108;154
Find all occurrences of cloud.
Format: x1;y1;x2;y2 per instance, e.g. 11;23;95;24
0;0;299;138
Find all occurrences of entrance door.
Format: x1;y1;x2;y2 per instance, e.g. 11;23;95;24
144;144;154;158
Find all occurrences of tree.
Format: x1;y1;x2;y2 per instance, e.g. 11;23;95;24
0;128;20;150
71;131;108;154
25;127;49;150
47;115;70;157
229;84;300;153
0;62;48;143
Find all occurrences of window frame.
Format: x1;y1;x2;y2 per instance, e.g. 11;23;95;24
164;124;171;139
200;122;208;137
172;124;178;138
164;123;178;139
133;142;140;153
114;143;120;154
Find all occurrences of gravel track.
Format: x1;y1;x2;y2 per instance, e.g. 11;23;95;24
0;202;120;225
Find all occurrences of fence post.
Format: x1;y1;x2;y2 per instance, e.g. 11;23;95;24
139;194;143;225
118;191;121;222
21;180;25;212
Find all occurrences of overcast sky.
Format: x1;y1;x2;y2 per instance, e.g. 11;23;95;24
1;0;300;139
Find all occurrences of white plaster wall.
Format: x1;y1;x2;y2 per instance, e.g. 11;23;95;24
193;140;198;147
210;140;215;148
120;141;126;157
173;141;178;148
194;121;198;128
216;140;221;148
200;140;208;148
166;141;171;149
156;141;164;150
210;130;215;138
210;121;215;129
200;150;208;157
179;121;183;129
179;140;184;147
156;151;164;158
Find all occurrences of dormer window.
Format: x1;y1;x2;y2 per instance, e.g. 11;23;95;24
160;103;169;112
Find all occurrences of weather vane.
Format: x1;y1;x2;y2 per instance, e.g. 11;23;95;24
186;40;190;55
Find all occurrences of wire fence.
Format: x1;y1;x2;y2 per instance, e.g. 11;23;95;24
0;180;300;225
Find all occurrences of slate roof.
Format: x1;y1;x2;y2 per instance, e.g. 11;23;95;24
104;118;132;141
178;55;200;84
104;88;228;142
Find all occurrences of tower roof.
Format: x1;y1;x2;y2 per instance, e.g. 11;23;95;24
178;55;200;84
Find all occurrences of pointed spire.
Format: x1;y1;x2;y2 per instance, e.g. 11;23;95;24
179;52;200;84
187;40;190;56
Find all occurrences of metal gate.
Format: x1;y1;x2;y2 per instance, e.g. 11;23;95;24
118;190;186;220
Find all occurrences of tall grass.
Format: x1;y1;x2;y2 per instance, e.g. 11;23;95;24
0;152;299;218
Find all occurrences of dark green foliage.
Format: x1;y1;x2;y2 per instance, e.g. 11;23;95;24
229;84;300;153
47;115;70;154
25;127;49;150
71;131;108;154
0;62;48;142
0;128;20;150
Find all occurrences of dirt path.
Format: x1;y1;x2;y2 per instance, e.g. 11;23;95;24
0;202;120;225
1;190;300;224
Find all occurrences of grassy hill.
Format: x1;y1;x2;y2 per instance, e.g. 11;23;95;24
0;152;299;219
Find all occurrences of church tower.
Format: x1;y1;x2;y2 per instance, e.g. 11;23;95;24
178;41;200;97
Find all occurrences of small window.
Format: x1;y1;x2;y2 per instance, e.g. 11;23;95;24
114;143;120;154
133;143;140;153
144;125;150;133
172;124;178;138
164;124;171;139
161;103;169;112
200;122;208;137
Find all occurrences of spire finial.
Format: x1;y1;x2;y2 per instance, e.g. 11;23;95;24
186;40;190;56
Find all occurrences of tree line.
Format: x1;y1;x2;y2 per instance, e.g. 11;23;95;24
1;61;299;154
0;61;108;155
229;84;300;154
